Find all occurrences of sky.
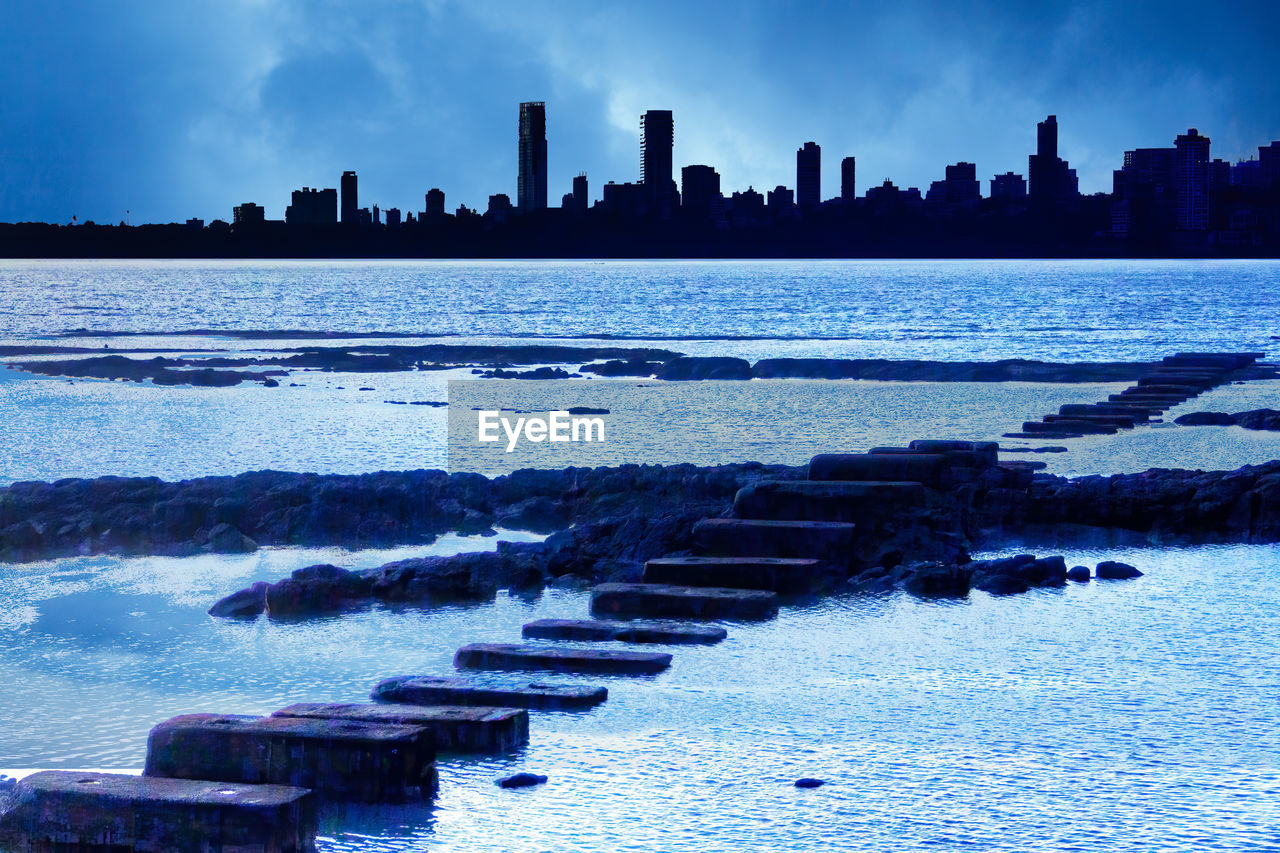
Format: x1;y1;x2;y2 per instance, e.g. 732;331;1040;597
2;0;1279;224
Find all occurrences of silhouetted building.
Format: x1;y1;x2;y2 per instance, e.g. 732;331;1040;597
384;208;401;227
372;205;380;225
602;181;645;217
796;142;820;208
681;165;720;218
641;110;677;215
233;203;265;225
944;162;980;204
1028;115;1077;211
340;171;358;224
425;188;446;219
1209;159;1231;194
518;101;548;213
767;185;795;213
1111;146;1176;238
486;193;513;224
840;157;856;204
357;208;372;226
728;186;765;226
1174;128;1210;231
286;187;337;225
1260;141;1280;189
1233;157;1263;189
185;218;204;229
990;172;1026;199
569;173;589;214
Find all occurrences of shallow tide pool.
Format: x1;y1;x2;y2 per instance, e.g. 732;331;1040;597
2;541;1279;852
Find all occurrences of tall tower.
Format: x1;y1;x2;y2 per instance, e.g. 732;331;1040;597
1174;128;1211;231
518;101;548;213
641;110;675;212
796;142;821;208
340;171;358;224
840;156;856;204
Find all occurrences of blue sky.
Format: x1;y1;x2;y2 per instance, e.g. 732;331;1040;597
2;0;1278;224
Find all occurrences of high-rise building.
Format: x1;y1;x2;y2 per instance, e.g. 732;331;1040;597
232;203;265;225
384;208;401;227
990;172;1027;199
767;185;795;212
641;110;676;213
1260;141;1280;189
796;142;820;208
285;187;337;224
1028;115;1077;211
571;173;589;213
340;171;358;224
944;162;980;204
518;101;548;213
840;157;856;204
1174;128;1211;231
372;204;380;225
425;188;446;219
680;165;720;217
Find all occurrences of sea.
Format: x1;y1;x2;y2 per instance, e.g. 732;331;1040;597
1;259;1279;851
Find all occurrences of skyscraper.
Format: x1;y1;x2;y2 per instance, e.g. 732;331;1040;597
1174;128;1211;231
681;165;720;217
796;142;820;208
340;171;358;224
641;110;676;214
840;156;856;204
518;101;548;213
1028;114;1078;211
571;173;589;214
425;188;446;219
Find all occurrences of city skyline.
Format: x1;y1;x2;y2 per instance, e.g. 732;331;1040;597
3;1;1280;224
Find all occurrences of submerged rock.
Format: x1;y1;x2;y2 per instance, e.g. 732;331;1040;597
654;356;752;381
497;773;547;789
207;581;269;619
794;778;826;789
1066;565;1091;582
1095;561;1143;579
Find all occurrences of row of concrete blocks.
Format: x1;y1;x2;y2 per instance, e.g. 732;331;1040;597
0;700;534;852
1010;352;1264;439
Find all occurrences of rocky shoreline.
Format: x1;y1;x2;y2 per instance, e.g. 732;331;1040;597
11;344;1257;386
4;452;1279;615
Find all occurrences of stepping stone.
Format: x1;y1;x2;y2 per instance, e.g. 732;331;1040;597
372;675;608;710
274;702;528;753
643;555;826;593
1164;352;1260;368
522;617;727;644
0;771;316;853
1134;379;1211;392
907;439;1000;465
692;517;856;564
1043;413;1135;428
1059;403;1150;421
732;480;925;523
1002;431;1083;439
1022;420;1117;435
808;452;950;487
144;713;436;803
591;582;779;621
454;642;672;676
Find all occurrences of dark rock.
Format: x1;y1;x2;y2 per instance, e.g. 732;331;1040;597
579;359;662;377
478;367;577;380
794;778;825;789
1233;409;1280;431
655;356;752;381
1095;560;1143;579
1066;565;1091;582
208;581;269;619
566;406;610;415
497;773;547;789
266;564;375;617
1174;411;1235;426
749;358;1149;382
205;522;257;553
895;561;971;597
